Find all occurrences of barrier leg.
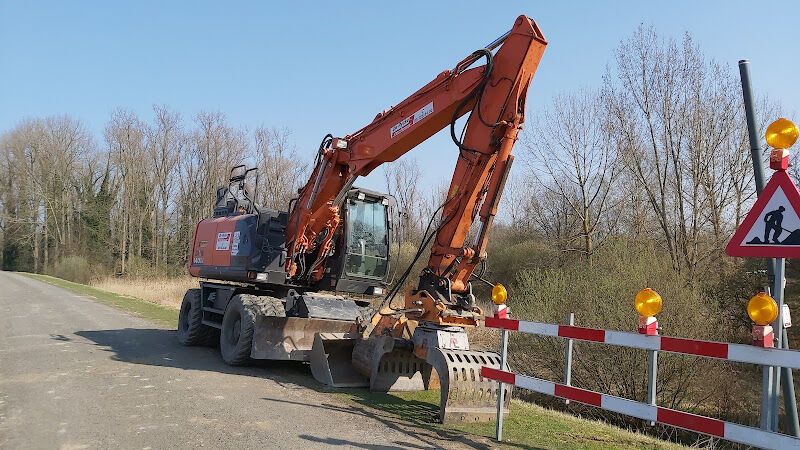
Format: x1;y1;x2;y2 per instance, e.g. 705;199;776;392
762;365;774;430
496;328;508;441
780;326;800;436
564;313;574;405
647;349;658;426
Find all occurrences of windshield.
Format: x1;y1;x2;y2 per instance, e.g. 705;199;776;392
345;198;388;280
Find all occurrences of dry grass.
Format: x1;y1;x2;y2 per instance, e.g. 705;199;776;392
91;276;197;309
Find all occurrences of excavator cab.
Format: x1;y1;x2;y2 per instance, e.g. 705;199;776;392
317;188;396;295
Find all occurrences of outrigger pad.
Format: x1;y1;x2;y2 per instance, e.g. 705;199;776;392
426;348;511;423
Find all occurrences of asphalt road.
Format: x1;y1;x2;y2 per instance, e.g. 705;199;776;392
0;271;488;449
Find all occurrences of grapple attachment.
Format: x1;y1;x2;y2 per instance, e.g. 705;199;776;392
347;330;511;423
425;348;511;423
352;335;434;392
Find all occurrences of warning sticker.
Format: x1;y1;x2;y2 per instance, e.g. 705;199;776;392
231;231;240;255
390;102;433;138
215;232;232;251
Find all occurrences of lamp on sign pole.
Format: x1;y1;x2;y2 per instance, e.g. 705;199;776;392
492;283;508;318
748;292;778;347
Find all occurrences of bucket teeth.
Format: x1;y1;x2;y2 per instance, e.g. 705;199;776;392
425;348;511;423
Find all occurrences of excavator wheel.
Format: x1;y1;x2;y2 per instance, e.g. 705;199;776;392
177;289;218;346
220;294;257;365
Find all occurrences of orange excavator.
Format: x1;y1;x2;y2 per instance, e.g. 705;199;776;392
179;15;546;422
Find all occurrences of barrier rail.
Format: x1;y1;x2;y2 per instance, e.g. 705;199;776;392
485;317;800;369
483;316;800;448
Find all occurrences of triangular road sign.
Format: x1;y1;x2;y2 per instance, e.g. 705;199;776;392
727;170;800;258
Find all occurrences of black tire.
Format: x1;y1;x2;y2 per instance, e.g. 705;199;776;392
220;294;257;365
252;295;285;318
177;289;218;346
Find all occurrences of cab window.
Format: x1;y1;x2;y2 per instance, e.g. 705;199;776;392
345;198;388;279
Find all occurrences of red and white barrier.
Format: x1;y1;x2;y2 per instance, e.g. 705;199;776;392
481;367;799;448
484;317;800;369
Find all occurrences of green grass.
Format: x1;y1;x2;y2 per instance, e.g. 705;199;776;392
337;389;684;449
20;273;179;327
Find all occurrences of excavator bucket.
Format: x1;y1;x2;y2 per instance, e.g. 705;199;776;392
310;332;369;387
350;334;511;423
352;335;433;392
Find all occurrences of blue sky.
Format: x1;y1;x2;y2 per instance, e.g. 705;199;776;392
1;1;798;192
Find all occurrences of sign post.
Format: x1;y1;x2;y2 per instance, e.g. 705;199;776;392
726;113;800;434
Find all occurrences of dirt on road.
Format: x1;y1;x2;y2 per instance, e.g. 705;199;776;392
0;271;493;449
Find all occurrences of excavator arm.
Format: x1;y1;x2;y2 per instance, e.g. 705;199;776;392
287;15;547;327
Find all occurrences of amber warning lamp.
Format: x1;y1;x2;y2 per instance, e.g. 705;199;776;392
767;118;799;171
748;292;778;347
492;284;509;319
635;288;662;335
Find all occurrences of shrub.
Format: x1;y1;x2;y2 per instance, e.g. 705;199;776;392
504;238;761;429
50;255;93;284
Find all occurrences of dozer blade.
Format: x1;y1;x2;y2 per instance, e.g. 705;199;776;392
310;332;369;387
251;316;354;361
425;348;511;423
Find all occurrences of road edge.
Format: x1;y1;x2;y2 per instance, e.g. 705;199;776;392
18;272;179;328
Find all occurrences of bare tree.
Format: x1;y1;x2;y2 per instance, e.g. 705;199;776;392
252;126;306;211
606;27;768;277
524;90;619;262
147;105;183;266
105;108;148;273
383;158;423;241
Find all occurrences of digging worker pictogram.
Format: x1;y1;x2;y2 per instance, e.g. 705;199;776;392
764;206;786;243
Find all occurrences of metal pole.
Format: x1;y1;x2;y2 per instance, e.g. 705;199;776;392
564;313;574;405
739;60;767;195
647;349;658;426
762;365;774;429
781;326;800;436
772;259;785;432
739;59;779;431
496;328;508;441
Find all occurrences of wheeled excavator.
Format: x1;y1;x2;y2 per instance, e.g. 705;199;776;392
178;15;547;422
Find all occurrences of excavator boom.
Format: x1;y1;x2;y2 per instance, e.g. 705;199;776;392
302;16;547;423
287;16;546;328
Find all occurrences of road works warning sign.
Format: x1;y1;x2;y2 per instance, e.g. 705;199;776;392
726;170;800;258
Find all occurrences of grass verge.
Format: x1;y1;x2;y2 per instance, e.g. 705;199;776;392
338;389;683;449
20;272;179;328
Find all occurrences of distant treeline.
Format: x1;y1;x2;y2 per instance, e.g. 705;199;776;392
0;107;306;276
